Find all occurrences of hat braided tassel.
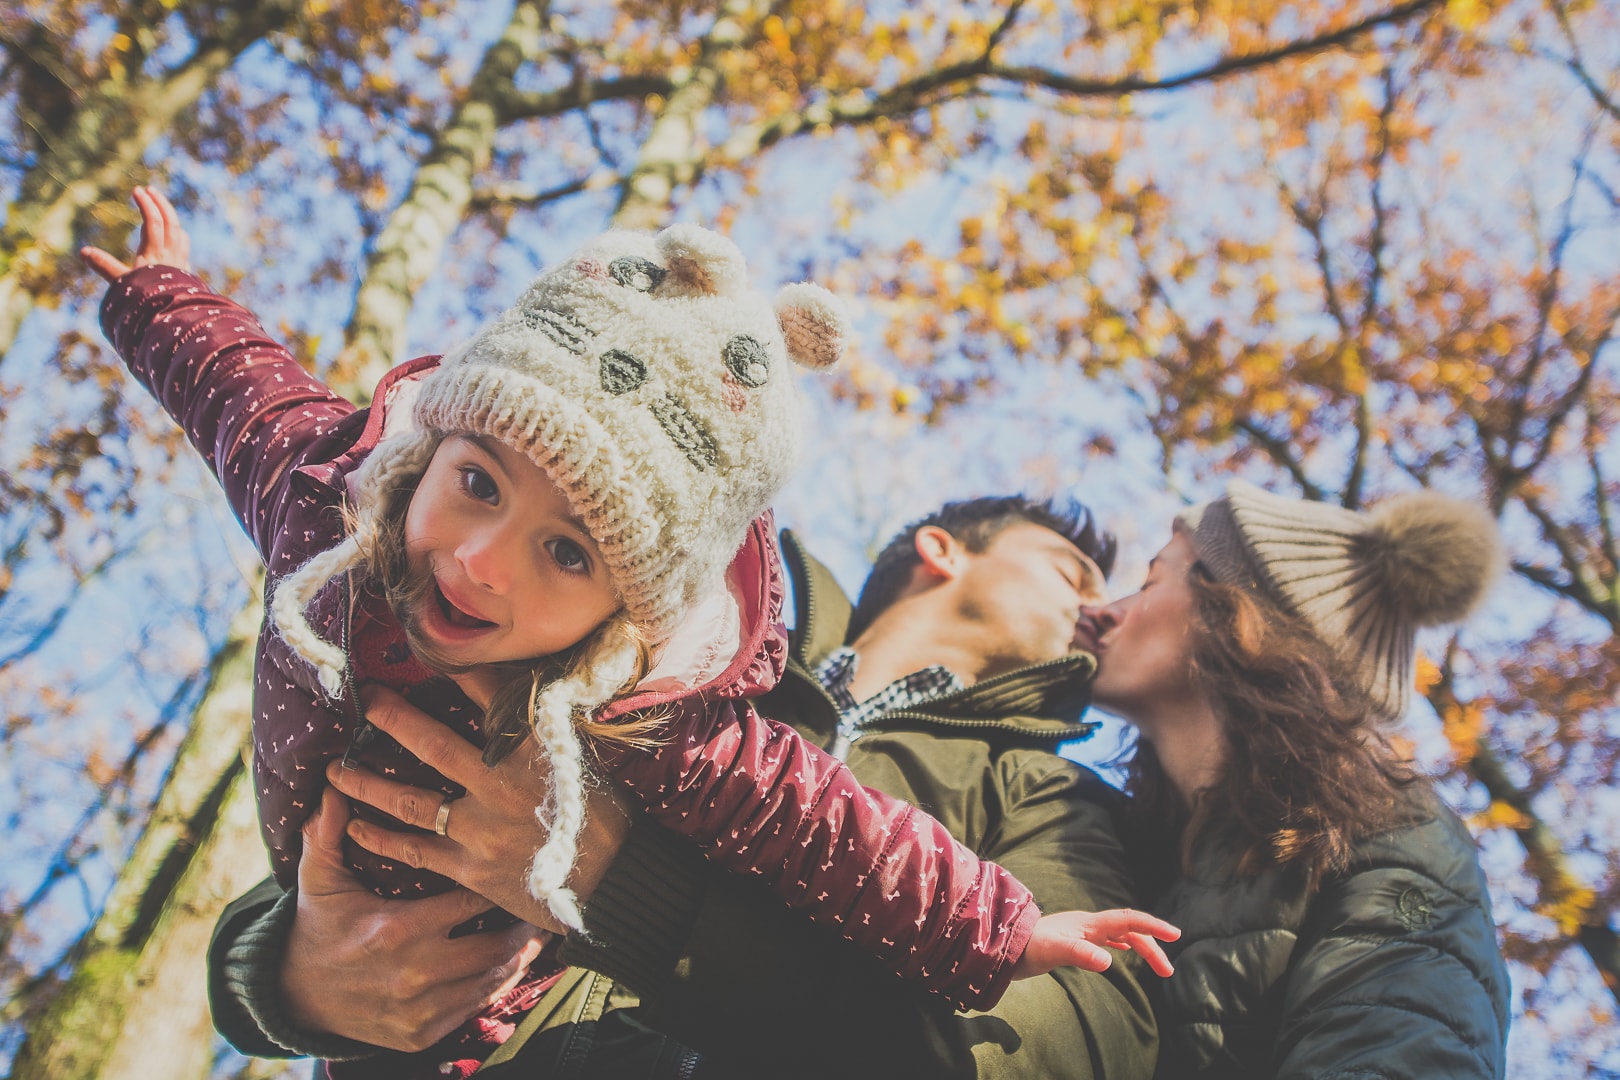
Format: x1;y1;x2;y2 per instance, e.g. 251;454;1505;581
526;624;644;932
270;534;366;699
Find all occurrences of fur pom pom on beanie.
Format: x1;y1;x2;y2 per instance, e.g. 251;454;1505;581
271;224;849;928
1176;480;1505;720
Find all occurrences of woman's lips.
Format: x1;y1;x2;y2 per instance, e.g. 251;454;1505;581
1072;614;1104;655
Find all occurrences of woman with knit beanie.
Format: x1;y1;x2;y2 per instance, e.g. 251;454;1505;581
84;188;1175;1077
1080;479;1513;1079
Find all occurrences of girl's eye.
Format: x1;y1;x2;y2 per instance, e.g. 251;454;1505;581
548;538;589;574
460;467;499;503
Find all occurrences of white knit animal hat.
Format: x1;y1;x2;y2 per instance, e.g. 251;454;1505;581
272;224;848;929
1176;480;1505;721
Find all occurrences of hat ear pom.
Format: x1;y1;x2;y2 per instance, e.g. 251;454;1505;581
1355;491;1505;627
656;224;748;296
775;282;848;371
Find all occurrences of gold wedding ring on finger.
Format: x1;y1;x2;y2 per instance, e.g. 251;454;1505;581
434;797;455;838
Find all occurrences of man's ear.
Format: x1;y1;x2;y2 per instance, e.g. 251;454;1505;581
913;525;963;581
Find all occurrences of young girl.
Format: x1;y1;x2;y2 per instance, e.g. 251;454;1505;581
85;187;1177;1076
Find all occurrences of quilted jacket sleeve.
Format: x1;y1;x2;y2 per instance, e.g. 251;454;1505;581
604;698;1039;1011
566;754;1156;1079
1272;808;1510;1080
100;266;356;560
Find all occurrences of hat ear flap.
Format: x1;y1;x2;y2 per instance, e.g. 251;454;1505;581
775;282;848;370
656;223;748;297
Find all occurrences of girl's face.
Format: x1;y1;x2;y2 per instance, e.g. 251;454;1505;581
403;434;621;667
1085;529;1202;722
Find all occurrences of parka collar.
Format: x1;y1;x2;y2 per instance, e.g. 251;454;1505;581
779;530;1099;744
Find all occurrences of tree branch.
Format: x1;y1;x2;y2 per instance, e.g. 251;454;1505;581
1550;0;1620;124
1517;493;1618;630
1234;416;1328;501
1426;658;1620;1004
468;173;608;211
724;0;1446;163
495;72;675;125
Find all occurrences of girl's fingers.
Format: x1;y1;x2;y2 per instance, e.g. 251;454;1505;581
133;186;165;256
325;759;459;834
1122;930;1176;978
1068;939;1114;973
79;246;131;283
1088;908;1182;944
361;685;486;789
150;188;190;266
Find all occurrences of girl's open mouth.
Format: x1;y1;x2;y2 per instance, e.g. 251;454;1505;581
434;582;495;630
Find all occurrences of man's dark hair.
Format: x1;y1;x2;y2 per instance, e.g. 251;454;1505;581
847;495;1117;641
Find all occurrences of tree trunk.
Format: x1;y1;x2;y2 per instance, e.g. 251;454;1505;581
10;594;267;1080
331;0;549;399
611;0;770;229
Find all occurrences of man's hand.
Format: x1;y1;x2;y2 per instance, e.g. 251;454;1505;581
1014;908;1181;980
280;785;548;1052
80;186;192;282
325;684;635;934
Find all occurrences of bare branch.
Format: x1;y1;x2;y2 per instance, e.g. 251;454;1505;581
1426;653;1620;1004
1550;0;1620;124
495;73;676;126
1504;128;1591;462
1234;416;1329;501
468;174;607;211
1518;493;1618;629
726;0;1446;162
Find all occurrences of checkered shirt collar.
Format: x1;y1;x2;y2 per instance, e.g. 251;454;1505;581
814;646;965;736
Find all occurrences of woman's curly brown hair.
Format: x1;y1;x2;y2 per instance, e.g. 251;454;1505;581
1127;561;1421;888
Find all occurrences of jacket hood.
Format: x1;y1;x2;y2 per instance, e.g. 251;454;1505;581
779;529;1098;743
598;513;787;721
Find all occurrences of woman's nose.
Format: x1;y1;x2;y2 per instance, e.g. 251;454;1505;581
1083;603;1119;635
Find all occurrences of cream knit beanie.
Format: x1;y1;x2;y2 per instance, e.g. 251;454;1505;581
272;224;848;928
1176;480;1505;720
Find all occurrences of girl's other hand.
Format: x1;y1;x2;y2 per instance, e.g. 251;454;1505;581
1014;908;1182;980
80;186;192;282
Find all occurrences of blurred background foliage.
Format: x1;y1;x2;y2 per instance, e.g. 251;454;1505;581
0;0;1615;1075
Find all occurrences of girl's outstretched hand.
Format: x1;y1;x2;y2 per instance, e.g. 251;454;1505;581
1014;908;1182;980
80;186;191;282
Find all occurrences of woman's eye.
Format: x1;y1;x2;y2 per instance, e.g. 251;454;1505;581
460;467;498;503
548;538;589;573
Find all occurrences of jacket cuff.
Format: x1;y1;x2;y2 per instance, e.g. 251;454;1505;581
558;819;709;994
970;886;1041;1011
220;886;380;1062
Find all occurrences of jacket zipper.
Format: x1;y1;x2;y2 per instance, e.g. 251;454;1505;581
336;570;375;768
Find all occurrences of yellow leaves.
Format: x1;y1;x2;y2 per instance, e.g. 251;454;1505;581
1444;0;1491;32
1534;872;1598;938
1414;652;1443;697
1440;697;1486;764
1471;799;1531;832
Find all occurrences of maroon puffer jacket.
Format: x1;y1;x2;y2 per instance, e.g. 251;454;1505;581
103;266;1037;1016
